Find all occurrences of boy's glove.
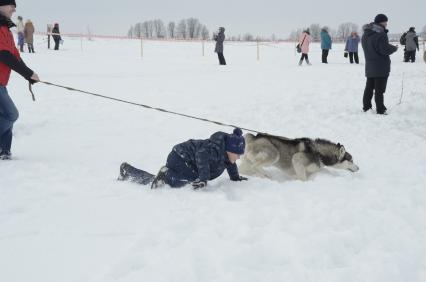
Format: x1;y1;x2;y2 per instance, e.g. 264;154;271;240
192;180;207;189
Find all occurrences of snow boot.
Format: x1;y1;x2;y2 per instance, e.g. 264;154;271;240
118;162;155;185
151;166;168;189
0;150;11;160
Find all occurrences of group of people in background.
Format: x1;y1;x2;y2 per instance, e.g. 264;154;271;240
296;14;408;116
15;15;34;53
17;15;63;52
298;24;421;67
298;27;361;66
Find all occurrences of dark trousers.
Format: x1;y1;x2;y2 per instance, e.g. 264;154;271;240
349;52;359;64
300;53;309;62
404;50;416;62
321;49;329;63
54;39;60;50
363;77;388;114
164;150;198;188
27;43;35;53
217;52;226;65
0;86;19;152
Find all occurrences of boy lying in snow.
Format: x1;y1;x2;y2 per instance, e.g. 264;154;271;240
118;128;248;189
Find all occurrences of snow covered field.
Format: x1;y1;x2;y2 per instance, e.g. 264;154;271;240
1;36;426;282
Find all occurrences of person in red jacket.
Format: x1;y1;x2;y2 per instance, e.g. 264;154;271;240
0;0;39;160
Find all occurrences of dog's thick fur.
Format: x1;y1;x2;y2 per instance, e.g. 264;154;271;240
239;133;359;181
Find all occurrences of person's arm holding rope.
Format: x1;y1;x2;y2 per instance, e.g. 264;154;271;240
0;50;39;83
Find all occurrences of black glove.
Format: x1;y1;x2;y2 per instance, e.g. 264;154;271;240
192;180;207;189
232;176;248;181
29;78;38;85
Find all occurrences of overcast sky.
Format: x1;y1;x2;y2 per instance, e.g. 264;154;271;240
17;0;426;38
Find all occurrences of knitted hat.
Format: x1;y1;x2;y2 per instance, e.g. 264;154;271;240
225;128;245;155
0;0;16;7
374;14;388;24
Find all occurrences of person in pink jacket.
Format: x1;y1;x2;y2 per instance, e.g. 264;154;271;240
298;29;312;66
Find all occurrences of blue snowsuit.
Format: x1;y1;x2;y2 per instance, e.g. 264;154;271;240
164;131;241;187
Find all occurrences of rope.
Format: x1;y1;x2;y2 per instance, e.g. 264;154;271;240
28;82;36;101
37;81;265;134
397;72;405;105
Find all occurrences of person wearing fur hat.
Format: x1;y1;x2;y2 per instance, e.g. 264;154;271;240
214;27;226;65
361;14;398;115
119;128;248;189
0;0;40;160
24;19;34;53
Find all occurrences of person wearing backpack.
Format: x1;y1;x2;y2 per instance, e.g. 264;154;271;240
402;27;419;63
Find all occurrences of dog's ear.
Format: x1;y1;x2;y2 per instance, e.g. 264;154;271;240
339;145;346;159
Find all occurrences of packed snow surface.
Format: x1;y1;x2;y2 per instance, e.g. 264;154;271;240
1;37;426;282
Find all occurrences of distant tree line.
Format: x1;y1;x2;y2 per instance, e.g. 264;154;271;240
127;20;426;42
128;18;210;40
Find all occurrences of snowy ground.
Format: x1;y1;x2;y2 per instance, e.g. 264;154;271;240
1;36;426;282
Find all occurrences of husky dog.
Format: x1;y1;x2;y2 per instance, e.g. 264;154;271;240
239;133;359;181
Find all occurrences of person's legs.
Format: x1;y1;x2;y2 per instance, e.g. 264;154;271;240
18;33;24;52
354;52;359;64
349;52;354;64
305;53;311;65
151;150;198;188
362;78;375;111
409;51;416;62
404;51;409;62
0;87;19;154
373;77;388;114
322;49;328;63
118;162;155;184
54;39;59;50
218;53;226;65
0;128;12;153
299;54;305;65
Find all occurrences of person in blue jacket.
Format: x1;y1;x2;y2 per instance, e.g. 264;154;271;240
119;128;248;189
320;27;332;63
345;32;360;64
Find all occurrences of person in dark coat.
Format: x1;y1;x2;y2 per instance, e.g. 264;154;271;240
361;14;398;115
402;27;419;63
214;27;226;65
345;32;360;64
119;128;248;189
320;27;332;63
51;23;61;50
0;0;40;160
